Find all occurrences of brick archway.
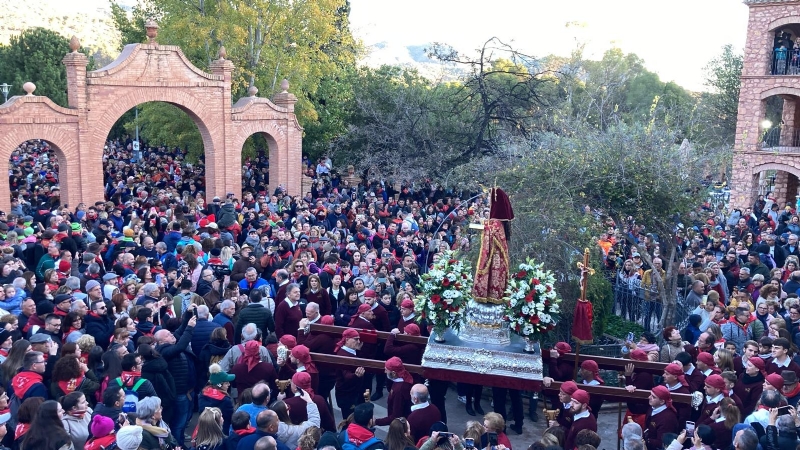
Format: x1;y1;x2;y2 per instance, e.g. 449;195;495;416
0;33;302;212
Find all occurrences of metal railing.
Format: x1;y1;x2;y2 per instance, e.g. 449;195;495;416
771;47;800;75
759;126;800;151
611;282;694;336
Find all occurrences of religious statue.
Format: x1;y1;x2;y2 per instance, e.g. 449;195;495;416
460;187;514;344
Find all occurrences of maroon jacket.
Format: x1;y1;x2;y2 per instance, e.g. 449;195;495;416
384;333;423;365
766;357;800;379
297;327;336;355
684;365;706;393
305;290;332;316
349;316;377;359
565;413;597;450
644;408;678;450
284;394;337;432
625;372;655;415
734;373;764;416
369;304;391;331
374;380;412;426
334;348;362;396
407;403;441;444
274;300;303;338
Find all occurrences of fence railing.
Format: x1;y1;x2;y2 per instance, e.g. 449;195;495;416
611;281;694;337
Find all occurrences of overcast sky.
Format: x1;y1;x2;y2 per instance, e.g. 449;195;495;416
348;0;751;92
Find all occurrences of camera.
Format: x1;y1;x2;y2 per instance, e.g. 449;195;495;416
208;263;231;280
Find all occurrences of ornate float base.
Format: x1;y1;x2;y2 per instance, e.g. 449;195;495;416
422;329;543;383
458;299;511;345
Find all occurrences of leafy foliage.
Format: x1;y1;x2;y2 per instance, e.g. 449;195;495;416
0;28;93;107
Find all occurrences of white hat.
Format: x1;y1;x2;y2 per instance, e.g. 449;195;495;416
115;425;143;450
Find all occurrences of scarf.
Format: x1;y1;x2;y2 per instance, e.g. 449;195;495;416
57;375;85;394
14;423;30;440
241;340;261;372
234;426;256;437
68;409;88;419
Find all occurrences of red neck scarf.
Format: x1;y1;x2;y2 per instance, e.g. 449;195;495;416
14;423;30;440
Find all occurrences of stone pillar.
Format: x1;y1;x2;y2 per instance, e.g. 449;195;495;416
62;41;92;206
781;97;798;147
774;170;789;203
272;80;301;196
209;53;236;200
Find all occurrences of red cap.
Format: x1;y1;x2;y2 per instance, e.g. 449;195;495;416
560;381;578;395
279;335;297;349
705;374;728;394
292;372;313;395
555;342;572;355
697;352;715;367
404;324;421;336
401;299;415;309
335;328;360;353
357;304;372;314
581;360;603;384
58;260;71;272
748;357;767;376
651;385;676;412
290;345;317;373
385;356;413;384
767;373;785;390
571;389;590;405
320;315;334;325
363;289;377;298
630;349;648;361
665;363;688;386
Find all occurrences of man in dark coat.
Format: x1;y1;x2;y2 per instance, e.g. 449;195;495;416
154;311;197;448
235;291;275;344
85;298;116;350
190;305;221;357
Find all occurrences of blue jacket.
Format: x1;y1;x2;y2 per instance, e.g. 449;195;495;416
238;277;268;295
0;290;23;315
237;430;290;450
164;231;182;253
85;312;116;350
191;318;221;357
159;252;179;272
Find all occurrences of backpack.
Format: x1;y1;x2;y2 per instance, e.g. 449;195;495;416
115;377;146;413
340;430;382;450
140;324;157;337
7;391;21;429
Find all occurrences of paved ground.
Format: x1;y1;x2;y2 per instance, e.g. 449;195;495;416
336;385;624;450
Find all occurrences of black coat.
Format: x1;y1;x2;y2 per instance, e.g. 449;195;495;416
155;320;195;395
234;304;275;344
85;312;116;351
140;356;177;420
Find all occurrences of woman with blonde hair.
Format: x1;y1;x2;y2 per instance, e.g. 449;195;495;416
193;407;225;450
714;348;735;373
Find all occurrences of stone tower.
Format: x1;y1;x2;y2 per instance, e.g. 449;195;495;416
730;0;800;210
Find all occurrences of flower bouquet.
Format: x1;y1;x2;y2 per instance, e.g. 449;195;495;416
415;251;473;341
502;259;561;350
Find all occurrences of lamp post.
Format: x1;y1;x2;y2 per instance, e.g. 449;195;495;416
0;83;10;103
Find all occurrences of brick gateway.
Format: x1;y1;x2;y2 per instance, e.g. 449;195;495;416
0;25;302;211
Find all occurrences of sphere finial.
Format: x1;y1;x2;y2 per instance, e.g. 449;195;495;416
280;79;289;93
69;36;80;53
22;82;36;96
247;85;258;97
218;45;227;60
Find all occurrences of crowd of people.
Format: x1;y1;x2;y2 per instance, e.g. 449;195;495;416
0;138;512;450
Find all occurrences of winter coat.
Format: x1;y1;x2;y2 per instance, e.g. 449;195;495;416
234;304;275;344
191;318;221;359
61;409;93;449
217;204;237;229
85;312;116;351
140;356;177;420
198;386;235;435
334;301;360;327
155;320;195;396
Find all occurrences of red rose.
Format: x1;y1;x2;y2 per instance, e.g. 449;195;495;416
525;292;534;303
449;259;458;264
431;294;441;304
531;315;540;324
455;283;462;289
516;270;528;278
442;279;451;287
532;279;540;286
546;285;551;292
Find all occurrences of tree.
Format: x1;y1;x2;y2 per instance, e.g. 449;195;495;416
108;0;153;50
699;44;743;146
0;28;92;107
121;102;203;159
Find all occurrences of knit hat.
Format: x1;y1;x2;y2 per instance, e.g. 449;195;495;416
290;345;317;374
0;330;12;345
400;299;414;309
555;342;572;355
665;363;688;386
353;402;374;426
404;323;421;336
85;280;101;292
70;223;81;232
36;301;55;316
90;414;115;437
560;380;578;396
697;352;715;367
651;386;676;412
363;289;377;299
320;315;334;325
630;349;648;361
385;356;413;384
581;360;603;384
58;260;71;272
208;363;235;385
116;425;143;450
747;356;767;376
279;335;297;349
123;228;134;238
571;389;590;406
292;371;314;396
335;328;360;353
766;373;785;390
705;374;728;394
